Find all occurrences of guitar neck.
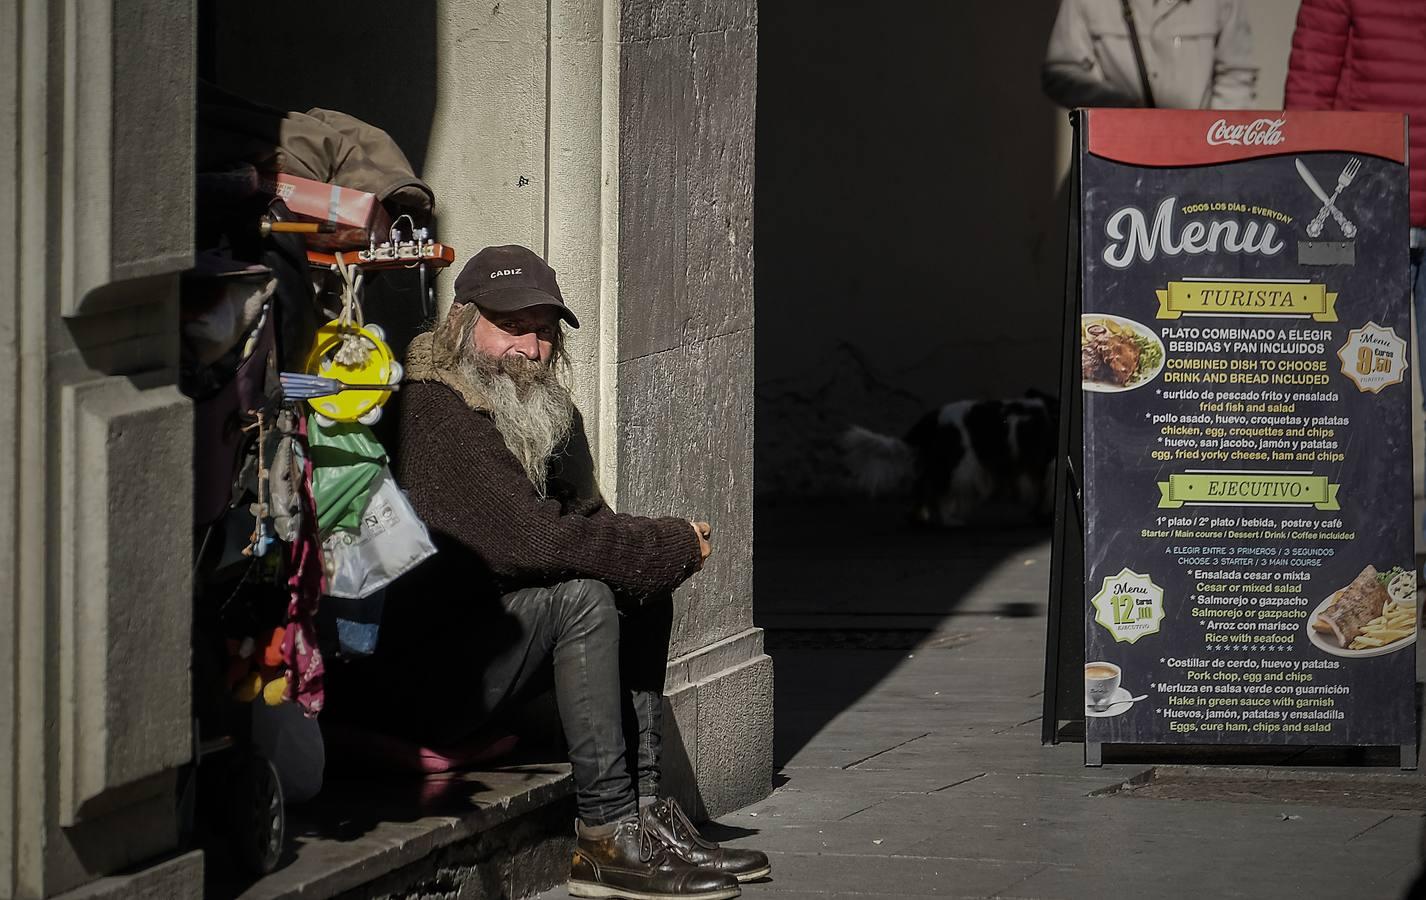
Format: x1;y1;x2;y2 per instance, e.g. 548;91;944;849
307;242;456;272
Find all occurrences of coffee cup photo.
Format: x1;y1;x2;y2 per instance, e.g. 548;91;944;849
1084;661;1122;711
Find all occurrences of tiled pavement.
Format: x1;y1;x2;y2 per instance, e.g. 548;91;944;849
538;500;1424;899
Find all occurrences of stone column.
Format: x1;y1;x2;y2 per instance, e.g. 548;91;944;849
615;0;771;819
1;0;201;897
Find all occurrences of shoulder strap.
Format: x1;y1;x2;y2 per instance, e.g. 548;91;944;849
1119;0;1157;108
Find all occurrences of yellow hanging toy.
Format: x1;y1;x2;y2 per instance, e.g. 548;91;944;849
303;251;402;426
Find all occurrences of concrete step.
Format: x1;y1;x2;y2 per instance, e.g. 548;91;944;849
211;764;575;900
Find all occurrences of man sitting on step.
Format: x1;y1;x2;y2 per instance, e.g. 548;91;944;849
344;245;769;900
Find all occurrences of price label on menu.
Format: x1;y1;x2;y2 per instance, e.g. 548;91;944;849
1076;111;1416;748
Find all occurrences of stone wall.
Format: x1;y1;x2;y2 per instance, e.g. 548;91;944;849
1;0;200;896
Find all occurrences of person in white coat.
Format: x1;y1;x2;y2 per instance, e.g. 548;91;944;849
1043;0;1257;109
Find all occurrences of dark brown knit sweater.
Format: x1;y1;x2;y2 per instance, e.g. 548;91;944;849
392;380;703;600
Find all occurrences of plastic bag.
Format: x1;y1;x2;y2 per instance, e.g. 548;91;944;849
309;419;386;534
322;467;436;599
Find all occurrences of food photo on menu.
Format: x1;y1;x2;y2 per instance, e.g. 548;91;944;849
1080;314;1165;392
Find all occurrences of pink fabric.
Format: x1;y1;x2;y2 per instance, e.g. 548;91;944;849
320;720;519;774
283;415;326;717
1284;0;1426;225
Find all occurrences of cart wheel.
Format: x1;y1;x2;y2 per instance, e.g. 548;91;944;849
230;751;285;875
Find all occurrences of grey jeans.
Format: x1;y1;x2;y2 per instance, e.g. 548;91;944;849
331;578;673;825
487;579;673;825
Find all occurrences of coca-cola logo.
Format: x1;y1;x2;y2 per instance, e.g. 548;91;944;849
1206;117;1286;147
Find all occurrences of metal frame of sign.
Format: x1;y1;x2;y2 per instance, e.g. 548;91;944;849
1043;109;1418;768
1044;129;1085;747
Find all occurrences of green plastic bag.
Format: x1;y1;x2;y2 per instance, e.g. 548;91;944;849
308;418;387;534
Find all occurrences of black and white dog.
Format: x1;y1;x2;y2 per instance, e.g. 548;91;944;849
840;392;1059;527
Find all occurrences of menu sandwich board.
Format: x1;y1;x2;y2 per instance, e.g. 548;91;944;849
1063;109;1415;762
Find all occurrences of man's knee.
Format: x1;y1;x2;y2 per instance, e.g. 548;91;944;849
555;579;618;632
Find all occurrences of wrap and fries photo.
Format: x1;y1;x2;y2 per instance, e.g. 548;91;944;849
1307;566;1418;658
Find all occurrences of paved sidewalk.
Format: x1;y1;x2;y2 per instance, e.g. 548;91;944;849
539;500;1424;899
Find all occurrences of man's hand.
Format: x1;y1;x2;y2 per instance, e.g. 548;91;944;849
690;520;712;568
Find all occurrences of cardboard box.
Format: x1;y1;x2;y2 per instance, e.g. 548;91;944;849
260;173;390;250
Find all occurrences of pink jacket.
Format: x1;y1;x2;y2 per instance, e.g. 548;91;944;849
1284;0;1426;226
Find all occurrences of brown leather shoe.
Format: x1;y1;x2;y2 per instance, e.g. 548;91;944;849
643;798;772;883
570;814;741;900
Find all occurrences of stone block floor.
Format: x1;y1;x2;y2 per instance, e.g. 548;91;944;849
537;498;1425;899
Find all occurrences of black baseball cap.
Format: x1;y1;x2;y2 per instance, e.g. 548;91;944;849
452;244;580;328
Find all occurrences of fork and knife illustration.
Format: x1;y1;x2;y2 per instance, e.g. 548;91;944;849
1295;156;1361;239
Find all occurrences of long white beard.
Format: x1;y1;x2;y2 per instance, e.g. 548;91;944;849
455;352;575;498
